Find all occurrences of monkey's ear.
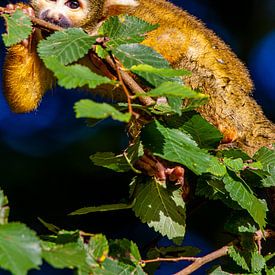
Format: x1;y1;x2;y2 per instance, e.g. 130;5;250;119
104;0;138;16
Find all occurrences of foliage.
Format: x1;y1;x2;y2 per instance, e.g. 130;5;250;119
1;9;32;46
0;10;275;275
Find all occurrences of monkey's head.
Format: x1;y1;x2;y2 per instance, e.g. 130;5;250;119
30;0;139;31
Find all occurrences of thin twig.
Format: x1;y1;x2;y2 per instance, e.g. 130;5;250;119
105;56;155;106
142;256;197;264
112;54;134;114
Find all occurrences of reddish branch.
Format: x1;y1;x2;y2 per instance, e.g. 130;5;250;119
105;55;155;106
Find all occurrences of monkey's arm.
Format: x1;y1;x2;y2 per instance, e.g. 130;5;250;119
3;29;53;113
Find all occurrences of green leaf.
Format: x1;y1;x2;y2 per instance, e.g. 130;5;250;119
228;247;266;273
265;252;275;262
131;64;190;78
95;45;109;59
95;258;146;275
2;10;32;47
250;252;266;273
99;15;158;47
141;120;226;176
69;202;134;215
88;234;109;263
196;177;241;209
217;148;251;161
254;146;275;187
113;44;170;69
42;230;80;244
0;190;9;225
164;112;223;149
38;217;60;233
167;96;183;115
182;95;209;111
74;99;131;122
266;266;275;275
223;158;244;172
38;28;97;65
90;141;143;172
42;241;90;271
208;266;231;275
224;212;257;234
0;222;42;275
139;82;206;99
44;57;114;89
228;246;250;271
90;152;131;172
109;239;141;265
223;173;267;229
132;177;186;241
130;64;189;87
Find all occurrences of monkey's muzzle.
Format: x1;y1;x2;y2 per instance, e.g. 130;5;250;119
40;10;72;28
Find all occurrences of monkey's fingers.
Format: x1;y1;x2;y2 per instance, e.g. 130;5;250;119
6;3;35;16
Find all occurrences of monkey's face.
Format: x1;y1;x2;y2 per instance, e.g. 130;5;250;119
31;0;92;28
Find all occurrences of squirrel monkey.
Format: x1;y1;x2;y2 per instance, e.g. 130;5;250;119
3;0;275;156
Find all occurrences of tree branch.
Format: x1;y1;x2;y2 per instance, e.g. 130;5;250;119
174;244;231;275
143;229;275;275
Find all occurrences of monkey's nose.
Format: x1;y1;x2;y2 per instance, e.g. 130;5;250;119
41;13;72;28
40;10;72;28
44;16;61;25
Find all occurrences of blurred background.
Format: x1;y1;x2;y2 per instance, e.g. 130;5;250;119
0;0;274;274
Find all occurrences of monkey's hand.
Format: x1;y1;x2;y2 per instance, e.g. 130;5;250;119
5;3;35;48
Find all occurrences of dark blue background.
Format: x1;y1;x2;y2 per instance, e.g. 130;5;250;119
0;0;274;274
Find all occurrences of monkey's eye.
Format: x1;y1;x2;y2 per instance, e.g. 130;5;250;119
66;0;80;9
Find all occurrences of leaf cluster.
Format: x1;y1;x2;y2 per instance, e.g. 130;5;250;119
1;10;275;275
0;191;146;274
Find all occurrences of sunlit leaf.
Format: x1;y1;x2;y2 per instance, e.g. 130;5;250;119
38;28;97;65
223;173;267;229
254;146;275;187
42;241;90;271
113;43;169;69
90;141;143;172
74;99;131;122
69;202;134;215
109;239;141;265
141;120;226;176
2;9;32;46
132;177;186;241
130;64;189;86
44;57;114;89
99;15;158;47
0;223;41;275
